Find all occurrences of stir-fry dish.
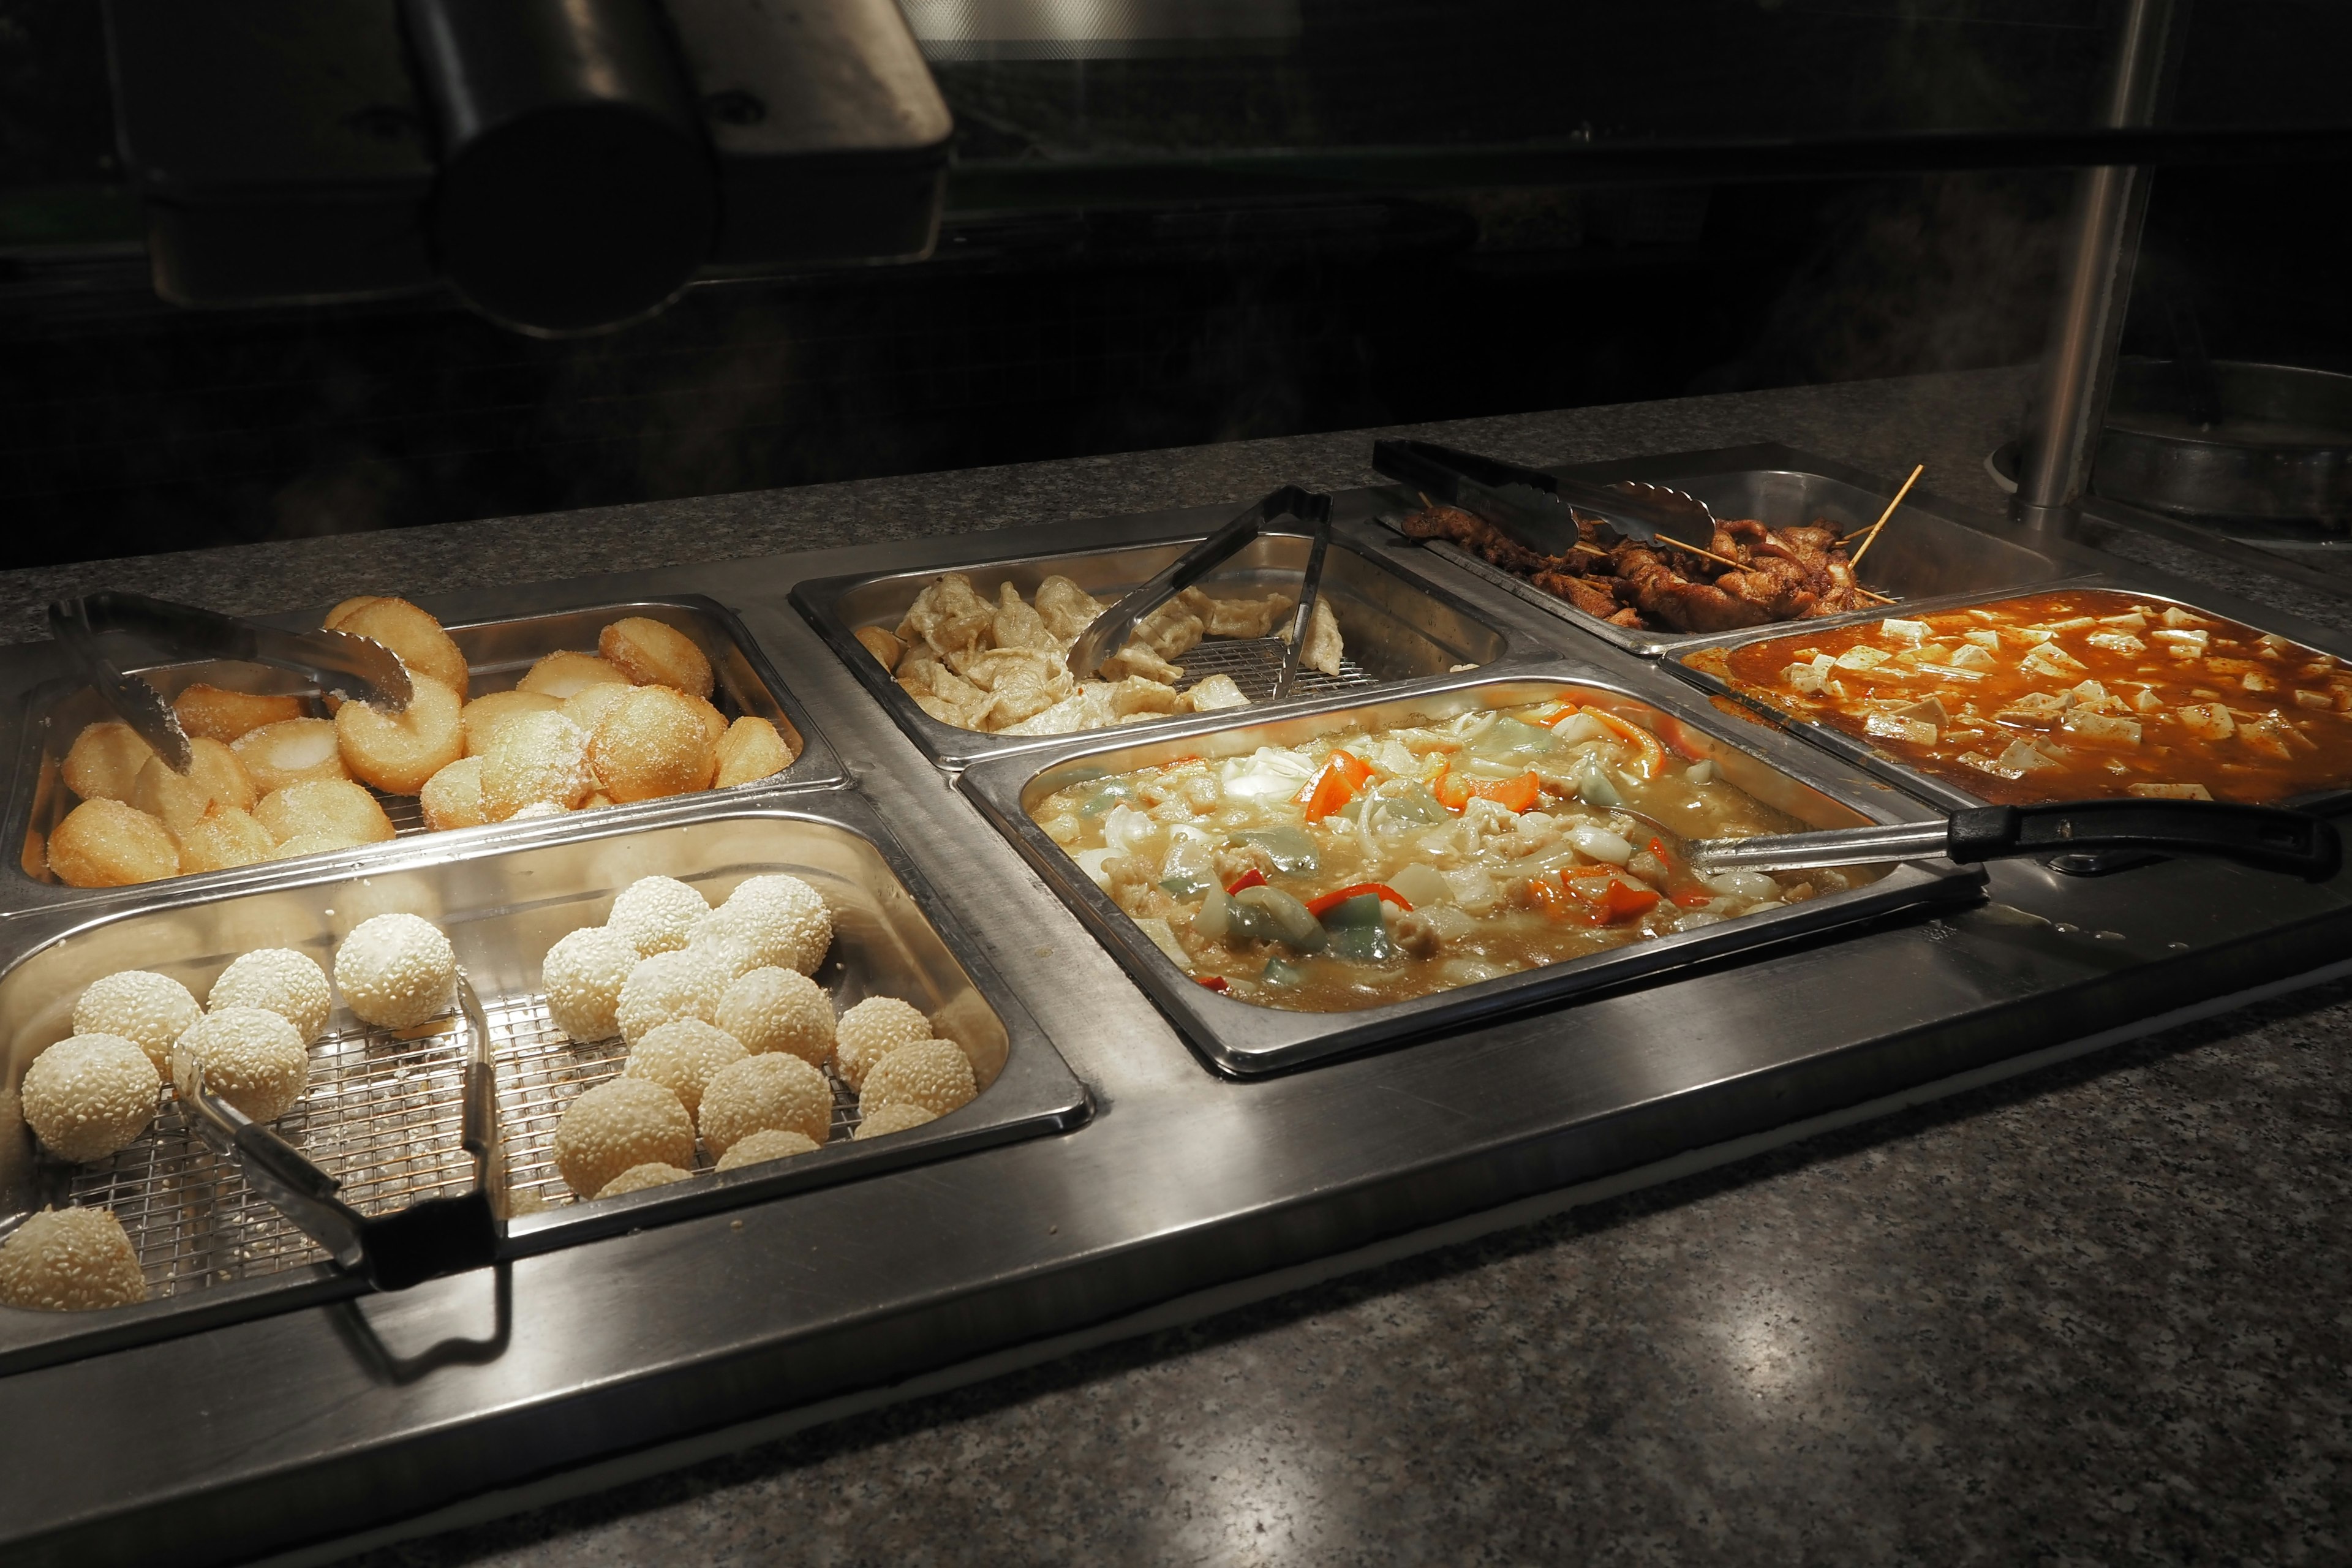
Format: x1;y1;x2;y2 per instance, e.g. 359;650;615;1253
857;571;1347;736
1031;699;1877;1012
1691;589;2352;807
1400;502;1878;633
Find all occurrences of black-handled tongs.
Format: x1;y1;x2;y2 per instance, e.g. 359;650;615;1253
1689;799;2343;882
1066;484;1335;699
183;974;503;1291
1371;439;1715;553
47;590;412;773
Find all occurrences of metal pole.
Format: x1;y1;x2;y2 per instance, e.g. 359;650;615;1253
2013;0;2184;538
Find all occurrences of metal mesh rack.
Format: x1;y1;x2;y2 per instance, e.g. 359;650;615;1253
1169;636;1382;703
64;989;866;1299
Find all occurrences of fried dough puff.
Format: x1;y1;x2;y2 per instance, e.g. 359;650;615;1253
233;717;347;794
49;799;179;886
61;722;154;802
335;676;463;794
129;739;255;827
480;710;595;820
419;755;489;831
562;682;631;735
173;685;307;744
518;651;625;699
589;686;717;802
255;778;397;847
598;617;714;699
172;801;279;873
714;717;793;786
459;690;559;757
324;596;470;698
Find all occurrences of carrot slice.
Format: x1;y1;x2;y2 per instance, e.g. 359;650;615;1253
1226;868;1268;894
1583;707;1668;778
1300;764;1357;824
1196;975;1231;992
1433;766;1471;812
1305;883;1413;918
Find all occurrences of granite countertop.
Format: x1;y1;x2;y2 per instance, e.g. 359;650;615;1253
10;368;2346;1566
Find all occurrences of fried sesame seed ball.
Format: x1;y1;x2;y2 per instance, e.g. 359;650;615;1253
552;1077;693;1198
714;1128;820;1170
459;690;560;758
209;948;332;1043
74;970;200;1074
683;928;764;984
697;1052;832;1153
832;997;931;1091
542;925;638;1042
858;1039;976;1119
48;799;178;888
255;778;397;848
607;875;708;957
233;717;348;794
518;651;626;699
595;1162;691;1200
625;1018;747;1118
598;616;714;699
0;1208;146;1311
335;676;464;795
324;596;470;698
419;755;489;831
714;966;834;1067
480;710;595;821
170;801;279;874
62;722;156;803
713;717;793;788
173;1006;309;1122
333;912;457;1029
173;684;307;744
852;1102;938;1140
589;686;717;803
561;682;631;736
721;874;832;975
615;948;729;1045
129;739;257;832
22;1035;158;1162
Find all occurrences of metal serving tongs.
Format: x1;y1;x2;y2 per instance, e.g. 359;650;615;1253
46;590;412;773
183;973;503;1291
1066;484;1335;699
1371;438;1719;555
1687;799;2343;882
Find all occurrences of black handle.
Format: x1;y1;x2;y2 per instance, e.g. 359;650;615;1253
1373;439;1562;504
1947;801;2342;881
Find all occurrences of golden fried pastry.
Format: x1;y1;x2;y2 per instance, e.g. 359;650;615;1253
713;716;792;786
459;690;560;758
233;717;347;794
517;651;625;699
21;827;43;879
49;798;179;887
172;685;309;744
854;625;904;671
480;710;595;820
324;596;470;698
589;685;717;802
255;778;398;846
334;676;462;794
61;722;154;803
172;800;278;873
581;791;616;810
129;739;257;834
419;755;489;831
562;681;632;736
599;616;714;698
268;831;365;861
684;691;728;747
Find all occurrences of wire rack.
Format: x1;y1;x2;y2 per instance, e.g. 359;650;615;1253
64;989;866;1300
1174;636;1383;703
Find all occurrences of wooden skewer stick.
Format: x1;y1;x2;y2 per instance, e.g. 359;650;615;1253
1659;537;1751;574
1846;463;1923;570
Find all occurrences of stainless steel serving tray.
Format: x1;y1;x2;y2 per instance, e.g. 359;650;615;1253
1668;576;2352;815
4;592;845;914
0;791;1089;1376
793;520;1528;772
1374;443;2078;658
960;667;1985;1076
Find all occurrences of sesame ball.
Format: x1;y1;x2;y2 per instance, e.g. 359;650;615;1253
541;925;638;1042
0;1208;146;1311
208;948;333;1044
714;1128;820;1171
682;925;764;984
171;1007;309;1122
720;875;832;974
21;1035;158;1162
832;996;931;1090
859;1039;977;1119
606;875;707;958
615;948;730;1046
624;1019;747;1118
552;1077;694;1199
714;967;834;1066
334;913;458;1029
696;1052;832;1153
853;1102;940;1141
72;970;200;1076
595;1162;692;1200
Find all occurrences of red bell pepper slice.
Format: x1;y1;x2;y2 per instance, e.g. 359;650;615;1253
1303;882;1414;918
1196;975;1231;992
1225;868;1268;894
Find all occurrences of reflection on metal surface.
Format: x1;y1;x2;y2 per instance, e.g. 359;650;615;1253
903;0;1300;60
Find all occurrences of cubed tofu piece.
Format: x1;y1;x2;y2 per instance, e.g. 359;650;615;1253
1864;712;1937;746
1833;644;1891;673
2160;606;2209;628
1878;617;1930;646
2061;708;2141;746
1947;642;1998;671
2087;630;2146;655
2021;641;2087;677
1996;737;2067;773
2128;782;2214;801
2176;703;2234;740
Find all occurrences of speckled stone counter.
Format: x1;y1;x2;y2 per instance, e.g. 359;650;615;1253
9;367;2346;1567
